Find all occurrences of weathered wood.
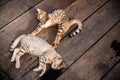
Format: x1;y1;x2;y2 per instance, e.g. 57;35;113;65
58;20;120;80
0;68;11;80
0;69;6;79
102;61;120;80
0;0;10;7
0;0;107;79
64;0;106;21
57;0;120;80
56;0;120;67
0;0;43;29
22;0;110;80
57;22;120;80
0;0;75;79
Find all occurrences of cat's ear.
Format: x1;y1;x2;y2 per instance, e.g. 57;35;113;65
61;61;67;69
36;8;41;14
57;57;67;69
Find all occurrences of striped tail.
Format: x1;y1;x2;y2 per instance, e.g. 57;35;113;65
9;34;26;53
69;19;82;37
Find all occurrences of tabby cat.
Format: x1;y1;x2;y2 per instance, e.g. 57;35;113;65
10;34;66;77
31;8;82;48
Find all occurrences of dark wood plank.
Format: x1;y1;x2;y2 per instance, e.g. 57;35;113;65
57;0;120;80
0;0;107;79
102;61;120;80
0;0;75;79
0;69;6;79
57;22;120;80
0;0;10;7
64;0;106;21
0;0;43;29
56;0;120;68
0;68;11;80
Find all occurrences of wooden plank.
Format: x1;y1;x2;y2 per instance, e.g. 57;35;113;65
0;0;43;29
64;0;105;21
57;16;120;80
0;0;10;7
0;69;6;79
102;61;120;80
21;0;109;80
0;68;11;80
0;0;75;79
0;0;107;79
56;0;120;67
57;1;120;80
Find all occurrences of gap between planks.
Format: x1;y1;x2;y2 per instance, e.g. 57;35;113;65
0;0;11;7
58;0;120;80
0;0;43;29
21;0;110;79
0;0;76;79
102;60;120;80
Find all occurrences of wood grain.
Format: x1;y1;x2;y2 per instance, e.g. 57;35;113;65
0;0;107;79
0;0;10;7
57;0;120;80
0;0;43;29
0;0;75;79
57;14;120;80
102;61;120;80
21;0;110;80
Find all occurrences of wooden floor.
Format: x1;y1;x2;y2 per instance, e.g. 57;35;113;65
0;0;120;80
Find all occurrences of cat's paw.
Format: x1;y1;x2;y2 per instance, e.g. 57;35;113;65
33;68;45;77
52;42;58;48
33;68;42;72
15;63;20;69
11;58;15;62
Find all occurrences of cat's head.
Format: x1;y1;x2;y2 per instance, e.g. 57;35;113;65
51;56;66;70
36;8;47;23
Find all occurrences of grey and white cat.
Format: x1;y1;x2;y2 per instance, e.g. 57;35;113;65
10;34;66;76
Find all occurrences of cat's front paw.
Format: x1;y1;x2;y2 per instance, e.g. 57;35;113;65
11;58;15;62
52;42;58;48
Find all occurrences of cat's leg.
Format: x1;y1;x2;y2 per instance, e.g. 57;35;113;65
52;22;72;48
31;21;53;36
52;35;62;48
52;24;68;48
40;19;56;29
15;49;25;69
33;56;47;77
11;48;20;62
31;25;43;36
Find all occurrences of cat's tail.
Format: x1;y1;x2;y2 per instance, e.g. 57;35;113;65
9;34;27;53
69;19;82;37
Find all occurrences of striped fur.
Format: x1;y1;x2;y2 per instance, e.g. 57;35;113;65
10;34;66;77
31;8;82;48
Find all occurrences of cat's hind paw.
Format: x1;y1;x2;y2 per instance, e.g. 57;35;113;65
33;67;42;72
33;68;45;77
15;63;20;69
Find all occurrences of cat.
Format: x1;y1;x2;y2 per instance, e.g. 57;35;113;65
10;34;66;77
31;8;82;48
